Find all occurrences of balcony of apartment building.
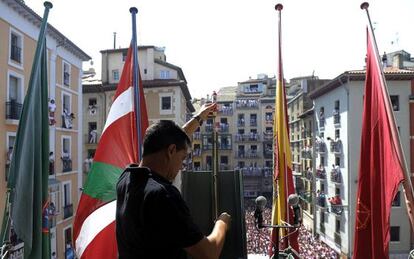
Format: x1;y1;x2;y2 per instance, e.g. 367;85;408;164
192;148;201;157
218;123;229;133
240;166;262;176
250;119;257;127
262;167;273;177
237;119;245;127
205;123;214;133
264;114;273;126
11;44;22;63
315;165;326;179
202;143;213;150
235;150;246;159
330;167;341;184
263;147;273;159
329;139;342;154
303;168;313;181
316;192;326;208
301;146;312;159
193;131;201;140
219;164;231;170
61;155;72;172
235;99;259;109
248;133;260;141
299;191;312;204
219;142;232;150
62;110;75;129
334;232;341;245
63;203;73;219
328;195;343;215
218;105;233;116
333;109;340;126
6;100;23;120
315;138;326;154
85;131;100;145
246;149;260;158
301;129;312;139
263;131;273;141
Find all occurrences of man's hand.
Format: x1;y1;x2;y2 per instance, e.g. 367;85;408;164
195;103;217;121
216;212;231;231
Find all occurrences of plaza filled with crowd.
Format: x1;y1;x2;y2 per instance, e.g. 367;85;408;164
244;201;338;258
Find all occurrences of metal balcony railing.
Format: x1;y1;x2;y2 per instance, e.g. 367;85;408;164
192;149;201;156
63;204;73;219
193;132;201;140
316;142;326;153
334;232;341;245
240;167;262;176
316;195;326;207
263;131;273;141
250;120;257;127
315;168;326;179
6;101;22;120
205;124;213;132
235;100;259;109
218;124;229;133
10;45;22;63
331;169;341;183
334;114;341;125
62;157;72;172
237;120;245;127
235;151;245;158
218;106;233;116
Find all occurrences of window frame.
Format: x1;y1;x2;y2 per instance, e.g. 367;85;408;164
159;93;173;114
8;28;24;69
61;135;72;159
62;60;71;87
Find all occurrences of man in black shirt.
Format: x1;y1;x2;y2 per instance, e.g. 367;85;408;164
116;103;231;259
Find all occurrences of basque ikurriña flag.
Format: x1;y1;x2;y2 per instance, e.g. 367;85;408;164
73;44;148;258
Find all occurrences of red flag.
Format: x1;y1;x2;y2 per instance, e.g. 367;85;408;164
269;4;299;256
353;27;405;259
73;45;148;259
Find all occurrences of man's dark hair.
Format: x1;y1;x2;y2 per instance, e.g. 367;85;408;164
142;120;191;157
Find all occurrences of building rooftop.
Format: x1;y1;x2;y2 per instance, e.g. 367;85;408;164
309;68;414;99
3;0;91;61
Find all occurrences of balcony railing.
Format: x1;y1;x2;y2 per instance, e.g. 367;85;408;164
193;132;201;140
237;120;245;127
263;167;273;177
61;157;72;172
202;143;213;150
6;101;23;120
192;149;201;156
301;148;312;159
331;169;341;183
219;144;232;150
10;45;22;63
329;196;343;215
64;72;70;86
240;167;262;176
235;134;260;142
319;117;325;130
250;120;257;127
315;142;326;153
85;133;100;144
263;149;273;159
330;140;342;154
8;242;24;258
246;150;260;158
63;203;73;219
263;131;273;141
205;124;213;132
218;106;233;116
316;195;326;207
315;168;326;179
235;151;245;158
334;113;340;125
334;232;341;245
219;164;231;170
235;100;259;109
218;124;229;133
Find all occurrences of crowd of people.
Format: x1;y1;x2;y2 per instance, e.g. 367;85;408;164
244;200;338;258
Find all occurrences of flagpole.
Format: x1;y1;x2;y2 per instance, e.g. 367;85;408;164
129;7;143;160
361;1;414;230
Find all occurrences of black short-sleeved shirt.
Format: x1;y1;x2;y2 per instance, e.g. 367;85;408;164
116;165;204;259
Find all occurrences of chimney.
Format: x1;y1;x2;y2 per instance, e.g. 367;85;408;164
392;53;403;69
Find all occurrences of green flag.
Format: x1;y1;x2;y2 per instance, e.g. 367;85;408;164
6;2;53;258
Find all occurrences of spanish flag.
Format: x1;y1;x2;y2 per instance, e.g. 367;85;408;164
269;4;299;256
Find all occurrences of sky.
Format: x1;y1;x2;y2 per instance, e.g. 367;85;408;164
27;0;414;99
